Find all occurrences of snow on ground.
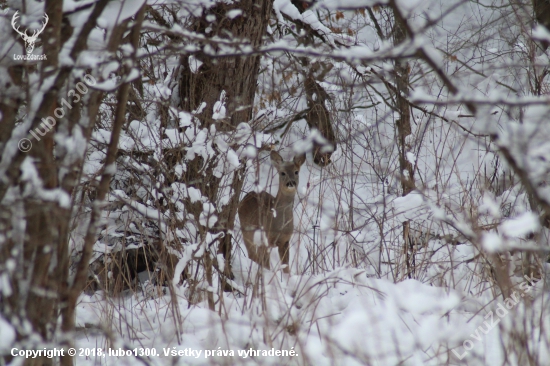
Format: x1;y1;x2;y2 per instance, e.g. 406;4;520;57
73;258;550;366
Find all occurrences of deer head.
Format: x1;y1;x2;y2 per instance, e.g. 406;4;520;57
270;151;306;196
11;11;48;54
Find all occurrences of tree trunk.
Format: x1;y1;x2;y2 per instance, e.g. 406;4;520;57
391;6;415;279
304;64;337;166
179;1;273;127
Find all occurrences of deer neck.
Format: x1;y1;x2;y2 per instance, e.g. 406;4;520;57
273;191;296;230
274;190;295;220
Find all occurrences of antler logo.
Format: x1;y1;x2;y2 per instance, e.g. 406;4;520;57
11;11;48;54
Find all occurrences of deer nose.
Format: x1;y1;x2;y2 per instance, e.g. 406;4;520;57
286;181;297;188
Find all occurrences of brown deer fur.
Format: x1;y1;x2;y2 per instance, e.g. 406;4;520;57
238;151;306;273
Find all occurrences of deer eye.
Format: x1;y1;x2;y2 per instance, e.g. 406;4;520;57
295;171;299;175
281;172;286;176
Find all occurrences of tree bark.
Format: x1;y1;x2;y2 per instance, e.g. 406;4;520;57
304;66;337;166
391;5;415;279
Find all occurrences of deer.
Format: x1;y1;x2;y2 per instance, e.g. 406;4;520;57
238;151;306;274
12;11;49;54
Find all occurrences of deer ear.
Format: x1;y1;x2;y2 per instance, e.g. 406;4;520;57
270;150;284;167
293;154;306;168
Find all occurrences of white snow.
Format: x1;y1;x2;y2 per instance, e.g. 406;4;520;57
188;55;203;74
0;316;15;352
500;212;540;238
226;9;242;19
482;232;503;253
212;91;227;120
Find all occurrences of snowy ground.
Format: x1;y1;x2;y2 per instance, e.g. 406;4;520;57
73;258;549;366
71;122;550;365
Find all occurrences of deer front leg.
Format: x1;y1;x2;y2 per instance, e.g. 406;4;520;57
257;245;271;270
277;241;290;274
242;231;259;265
